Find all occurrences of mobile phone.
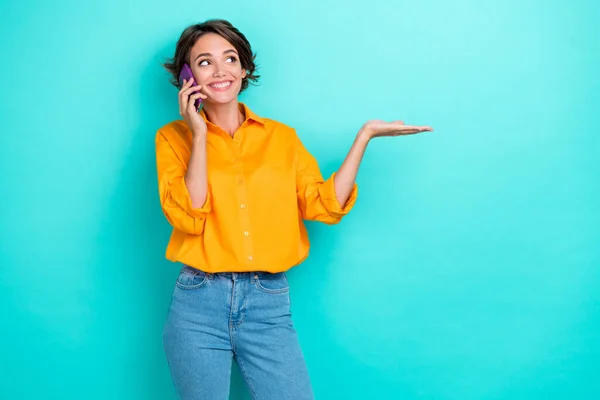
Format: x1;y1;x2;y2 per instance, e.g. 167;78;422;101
178;63;203;111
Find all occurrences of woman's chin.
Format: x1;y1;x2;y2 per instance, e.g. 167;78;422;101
203;94;239;107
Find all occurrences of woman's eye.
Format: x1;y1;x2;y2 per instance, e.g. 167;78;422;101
198;60;209;66
226;56;237;63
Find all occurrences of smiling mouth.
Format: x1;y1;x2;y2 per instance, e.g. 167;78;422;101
208;81;233;90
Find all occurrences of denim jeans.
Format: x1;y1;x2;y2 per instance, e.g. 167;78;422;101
163;265;314;400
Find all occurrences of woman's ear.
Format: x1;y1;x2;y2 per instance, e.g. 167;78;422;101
242;69;248;78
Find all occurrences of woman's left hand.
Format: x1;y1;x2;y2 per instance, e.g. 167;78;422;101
360;120;433;140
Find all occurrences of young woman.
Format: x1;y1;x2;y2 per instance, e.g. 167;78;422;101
156;19;432;400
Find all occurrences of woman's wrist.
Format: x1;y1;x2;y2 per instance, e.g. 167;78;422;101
191;131;207;143
356;127;372;144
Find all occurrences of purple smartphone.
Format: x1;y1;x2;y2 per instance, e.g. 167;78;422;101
178;63;203;111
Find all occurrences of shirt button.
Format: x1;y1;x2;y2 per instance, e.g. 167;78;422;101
244;231;249;236
240;204;246;209
238;180;243;185
248;255;253;261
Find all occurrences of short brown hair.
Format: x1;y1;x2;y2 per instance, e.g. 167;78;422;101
162;19;259;93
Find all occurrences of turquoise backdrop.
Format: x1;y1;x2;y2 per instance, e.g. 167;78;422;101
1;0;598;399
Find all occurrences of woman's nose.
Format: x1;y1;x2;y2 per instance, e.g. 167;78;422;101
213;64;225;78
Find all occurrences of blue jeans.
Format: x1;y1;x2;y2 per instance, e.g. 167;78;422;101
163;265;314;400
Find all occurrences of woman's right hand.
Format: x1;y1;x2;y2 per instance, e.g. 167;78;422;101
179;78;208;137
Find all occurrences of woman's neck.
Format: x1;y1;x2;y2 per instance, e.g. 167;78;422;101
203;101;244;137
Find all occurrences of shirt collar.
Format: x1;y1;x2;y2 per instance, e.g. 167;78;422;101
200;102;265;126
240;103;265;125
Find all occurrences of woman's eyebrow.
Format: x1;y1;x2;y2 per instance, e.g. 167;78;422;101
195;49;238;61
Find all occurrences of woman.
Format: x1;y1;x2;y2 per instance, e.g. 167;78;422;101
157;19;432;400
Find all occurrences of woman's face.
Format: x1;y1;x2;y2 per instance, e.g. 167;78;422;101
188;33;247;106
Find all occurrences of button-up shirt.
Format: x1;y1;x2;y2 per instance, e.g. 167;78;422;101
155;103;358;273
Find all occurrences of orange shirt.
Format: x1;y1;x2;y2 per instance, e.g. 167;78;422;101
155;103;358;273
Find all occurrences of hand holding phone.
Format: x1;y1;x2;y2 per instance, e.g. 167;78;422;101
178;63;203;111
178;64;207;134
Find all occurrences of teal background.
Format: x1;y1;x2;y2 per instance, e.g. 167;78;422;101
1;0;599;398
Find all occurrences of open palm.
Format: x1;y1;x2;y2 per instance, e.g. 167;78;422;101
363;120;433;139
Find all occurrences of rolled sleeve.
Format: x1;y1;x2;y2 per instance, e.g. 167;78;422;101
317;172;358;219
156;131;211;235
167;175;212;217
294;130;358;224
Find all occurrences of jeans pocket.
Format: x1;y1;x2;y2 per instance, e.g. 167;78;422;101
175;265;208;290
255;272;289;294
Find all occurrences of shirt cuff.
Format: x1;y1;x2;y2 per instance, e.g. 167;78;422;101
318;172;358;218
169;176;212;218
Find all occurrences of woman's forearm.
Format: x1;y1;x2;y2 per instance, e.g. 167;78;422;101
334;129;371;207
185;135;209;209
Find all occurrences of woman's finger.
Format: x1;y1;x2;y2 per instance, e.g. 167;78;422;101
179;81;201;115
397;125;421;131
178;78;193;94
187;93;204;112
178;80;190;114
417;126;433;131
392;128;423;135
183;84;203;96
188;93;205;105
400;125;432;132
